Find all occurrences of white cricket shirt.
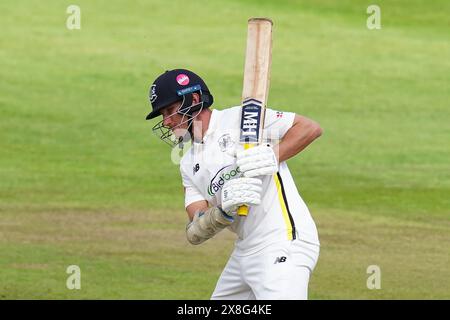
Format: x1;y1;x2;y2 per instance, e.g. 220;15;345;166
180;106;320;255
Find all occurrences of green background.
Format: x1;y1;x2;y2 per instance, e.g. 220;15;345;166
0;0;449;299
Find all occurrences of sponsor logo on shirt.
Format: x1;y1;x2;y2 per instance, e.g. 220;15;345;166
207;165;241;196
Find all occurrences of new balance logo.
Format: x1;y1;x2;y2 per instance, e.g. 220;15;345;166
193;163;200;175
274;256;287;264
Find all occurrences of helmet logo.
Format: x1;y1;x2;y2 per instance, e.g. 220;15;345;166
150;84;157;103
176;74;190;86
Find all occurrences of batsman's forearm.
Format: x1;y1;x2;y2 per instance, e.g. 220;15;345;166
274;117;322;163
186;206;233;245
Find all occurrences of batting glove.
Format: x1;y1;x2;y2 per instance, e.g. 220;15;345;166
221;177;262;215
236;145;278;178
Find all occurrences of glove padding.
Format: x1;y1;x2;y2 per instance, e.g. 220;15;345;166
236;145;278;178
221;177;262;215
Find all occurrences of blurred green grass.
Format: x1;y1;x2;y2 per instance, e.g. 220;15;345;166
0;0;449;299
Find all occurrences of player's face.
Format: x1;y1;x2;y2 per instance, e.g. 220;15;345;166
161;102;187;131
153;94;202;146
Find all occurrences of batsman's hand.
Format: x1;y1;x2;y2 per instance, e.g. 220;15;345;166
236;145;278;178
221;177;262;215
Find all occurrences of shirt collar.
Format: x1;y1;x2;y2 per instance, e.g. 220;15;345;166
194;108;217;145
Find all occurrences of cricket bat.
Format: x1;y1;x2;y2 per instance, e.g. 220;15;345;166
237;18;273;216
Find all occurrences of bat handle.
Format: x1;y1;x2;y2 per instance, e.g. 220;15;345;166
237;205;249;216
237;143;253;217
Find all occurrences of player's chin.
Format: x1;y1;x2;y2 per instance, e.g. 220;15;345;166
172;127;189;139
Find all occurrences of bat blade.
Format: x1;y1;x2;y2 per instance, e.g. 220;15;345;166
241;18;273;106
238;18;273;217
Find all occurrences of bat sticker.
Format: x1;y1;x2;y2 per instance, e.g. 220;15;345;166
240;98;263;144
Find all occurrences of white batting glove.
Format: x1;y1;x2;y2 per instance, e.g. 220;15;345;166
221;177;262;215
236;145;278;178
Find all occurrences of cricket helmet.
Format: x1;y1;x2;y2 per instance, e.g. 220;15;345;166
145;69;214;120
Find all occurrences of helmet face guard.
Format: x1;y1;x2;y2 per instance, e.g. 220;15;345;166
152;92;205;148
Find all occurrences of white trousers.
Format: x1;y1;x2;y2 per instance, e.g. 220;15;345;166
211;239;320;300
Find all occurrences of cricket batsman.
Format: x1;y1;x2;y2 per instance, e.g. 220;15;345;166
146;69;322;299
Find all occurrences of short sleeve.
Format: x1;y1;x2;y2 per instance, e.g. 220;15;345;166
180;166;206;208
263;108;295;142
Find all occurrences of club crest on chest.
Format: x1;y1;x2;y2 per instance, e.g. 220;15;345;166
218;134;234;152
